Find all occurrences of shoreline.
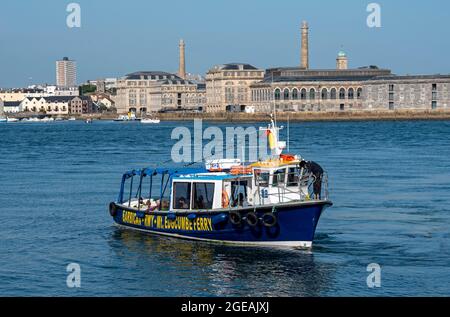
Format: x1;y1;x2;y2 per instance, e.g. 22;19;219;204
7;109;450;123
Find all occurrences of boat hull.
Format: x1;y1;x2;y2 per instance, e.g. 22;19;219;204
111;201;331;249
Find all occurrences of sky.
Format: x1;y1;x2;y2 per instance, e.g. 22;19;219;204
1;0;450;87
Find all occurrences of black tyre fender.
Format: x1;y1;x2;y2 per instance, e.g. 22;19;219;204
229;210;242;226
262;212;277;228
246;212;259;227
109;202;118;217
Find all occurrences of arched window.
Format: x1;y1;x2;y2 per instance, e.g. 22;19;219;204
283;88;290;100
309;88;316;100
348;88;354;100
301;88;307;100
292;88;299;100
339;88;346;100
321;88;328;100
357;88;363;99
330;88;337;100
274;89;281;101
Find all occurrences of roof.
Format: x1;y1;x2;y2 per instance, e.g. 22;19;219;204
210;63;260;72
124;71;181;81
160;79;196;85
369;74;450;81
3;101;21;107
43;96;76;102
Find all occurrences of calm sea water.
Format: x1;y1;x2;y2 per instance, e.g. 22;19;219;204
0;120;449;297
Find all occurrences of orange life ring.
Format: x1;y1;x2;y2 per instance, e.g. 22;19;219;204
222;190;230;208
280;154;296;162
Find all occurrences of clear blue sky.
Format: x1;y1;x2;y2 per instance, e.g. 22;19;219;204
1;0;449;87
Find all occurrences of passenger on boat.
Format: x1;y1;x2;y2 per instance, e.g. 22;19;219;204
177;197;189;209
146;199;161;212
300;160;324;200
232;193;248;208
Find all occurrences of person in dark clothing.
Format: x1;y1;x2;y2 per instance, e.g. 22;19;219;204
299;160;324;199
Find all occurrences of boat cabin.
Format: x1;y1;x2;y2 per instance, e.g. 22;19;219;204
116;159;319;213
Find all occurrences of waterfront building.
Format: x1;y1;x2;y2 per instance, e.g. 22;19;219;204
115;71;180;114
2;101;22;113
19;96;95;115
247;21;450;113
205;63;265;113
69;96;94;114
56;57;77;87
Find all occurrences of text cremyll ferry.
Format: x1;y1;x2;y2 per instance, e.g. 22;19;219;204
108;116;332;249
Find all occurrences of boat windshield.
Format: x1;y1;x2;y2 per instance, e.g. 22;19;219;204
192;182;215;210
173;182;191;210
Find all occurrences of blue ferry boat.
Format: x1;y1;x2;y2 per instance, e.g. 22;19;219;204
109;117;332;249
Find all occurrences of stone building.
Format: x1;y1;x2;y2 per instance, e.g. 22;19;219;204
247;21;450;113
363;75;450;110
115;71;206;114
250;66;391;112
205;63;265;113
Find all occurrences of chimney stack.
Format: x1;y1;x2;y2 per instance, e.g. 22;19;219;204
178;39;186;79
301;21;309;70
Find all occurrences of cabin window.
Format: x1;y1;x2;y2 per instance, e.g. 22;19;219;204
272;169;286;187
287;167;300;186
193;182;215;210
173;182;191;210
231;181;248;208
255;170;270;187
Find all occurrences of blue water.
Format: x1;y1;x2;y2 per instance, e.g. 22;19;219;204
0;120;450;296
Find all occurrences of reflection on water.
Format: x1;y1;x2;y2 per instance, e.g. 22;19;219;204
108;227;336;296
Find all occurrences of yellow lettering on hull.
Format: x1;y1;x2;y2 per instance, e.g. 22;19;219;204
121;211;214;232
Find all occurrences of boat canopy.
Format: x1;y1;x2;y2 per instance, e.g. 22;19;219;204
118;167;207;204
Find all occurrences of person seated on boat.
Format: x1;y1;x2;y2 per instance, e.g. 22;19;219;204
146;199;161;212
196;195;205;209
161;200;170;211
232;193;248;208
300;160;324;200
177;197;189;209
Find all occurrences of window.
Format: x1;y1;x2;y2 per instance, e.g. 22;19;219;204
348;88;354;100
309;88;315;100
193;183;215;210
272;169;286;187
287;167;300;186
255;170;270;187
339;88;346;100
274;89;281;101
330;88;337;100
389;84;395;92
283;88;290;100
432;101;437;109
357;88;363;99
389;102;394;110
300;88;307;100
173;182;191;210
321;88;328;100
292;88;298;100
